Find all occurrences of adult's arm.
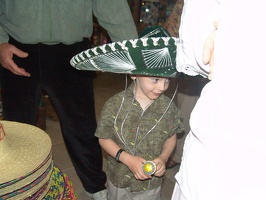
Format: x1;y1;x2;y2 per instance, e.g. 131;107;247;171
92;0;138;42
0;8;29;77
176;0;220;77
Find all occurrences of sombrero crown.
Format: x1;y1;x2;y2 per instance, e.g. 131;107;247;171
70;26;179;77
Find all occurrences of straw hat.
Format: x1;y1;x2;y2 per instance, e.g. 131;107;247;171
0;121;51;181
71;26;180;78
0;121;76;199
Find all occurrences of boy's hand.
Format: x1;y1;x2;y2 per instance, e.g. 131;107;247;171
124;155;152;180
153;157;166;177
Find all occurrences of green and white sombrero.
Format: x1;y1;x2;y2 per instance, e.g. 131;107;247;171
70;26;180;78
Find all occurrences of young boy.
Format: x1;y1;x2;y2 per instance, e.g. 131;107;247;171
71;26;184;200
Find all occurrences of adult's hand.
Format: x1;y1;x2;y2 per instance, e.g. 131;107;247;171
0;42;30;77
203;21;219;80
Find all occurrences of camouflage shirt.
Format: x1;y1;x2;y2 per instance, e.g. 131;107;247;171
95;83;184;192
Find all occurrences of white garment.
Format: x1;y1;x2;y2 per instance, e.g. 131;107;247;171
172;0;266;199
176;0;219;77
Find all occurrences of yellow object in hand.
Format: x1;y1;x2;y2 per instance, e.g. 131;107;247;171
142;161;156;175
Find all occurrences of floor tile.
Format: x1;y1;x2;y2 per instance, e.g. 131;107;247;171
46;119;64;145
52;142;74;170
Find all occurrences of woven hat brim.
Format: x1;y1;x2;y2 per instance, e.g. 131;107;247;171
0;121;52;183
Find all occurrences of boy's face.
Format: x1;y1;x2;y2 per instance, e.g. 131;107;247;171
134;76;170;100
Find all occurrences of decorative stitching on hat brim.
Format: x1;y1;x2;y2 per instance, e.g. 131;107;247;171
71;37;180;78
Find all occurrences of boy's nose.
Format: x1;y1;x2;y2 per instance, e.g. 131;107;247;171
157;82;167;91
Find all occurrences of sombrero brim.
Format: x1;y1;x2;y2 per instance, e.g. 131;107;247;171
71;37;179;78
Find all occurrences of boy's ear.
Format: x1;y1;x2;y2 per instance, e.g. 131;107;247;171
130;75;137;80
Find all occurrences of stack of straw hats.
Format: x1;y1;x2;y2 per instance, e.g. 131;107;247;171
0;120;76;199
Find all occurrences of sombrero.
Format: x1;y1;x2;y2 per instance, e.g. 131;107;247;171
0;121;76;200
70;26;180;78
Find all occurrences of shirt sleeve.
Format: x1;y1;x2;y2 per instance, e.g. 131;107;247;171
92;0;138;42
0;6;9;44
169;103;185;136
95;97;117;139
176;0;220;77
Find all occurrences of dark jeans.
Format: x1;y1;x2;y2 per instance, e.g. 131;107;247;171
0;37;106;193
